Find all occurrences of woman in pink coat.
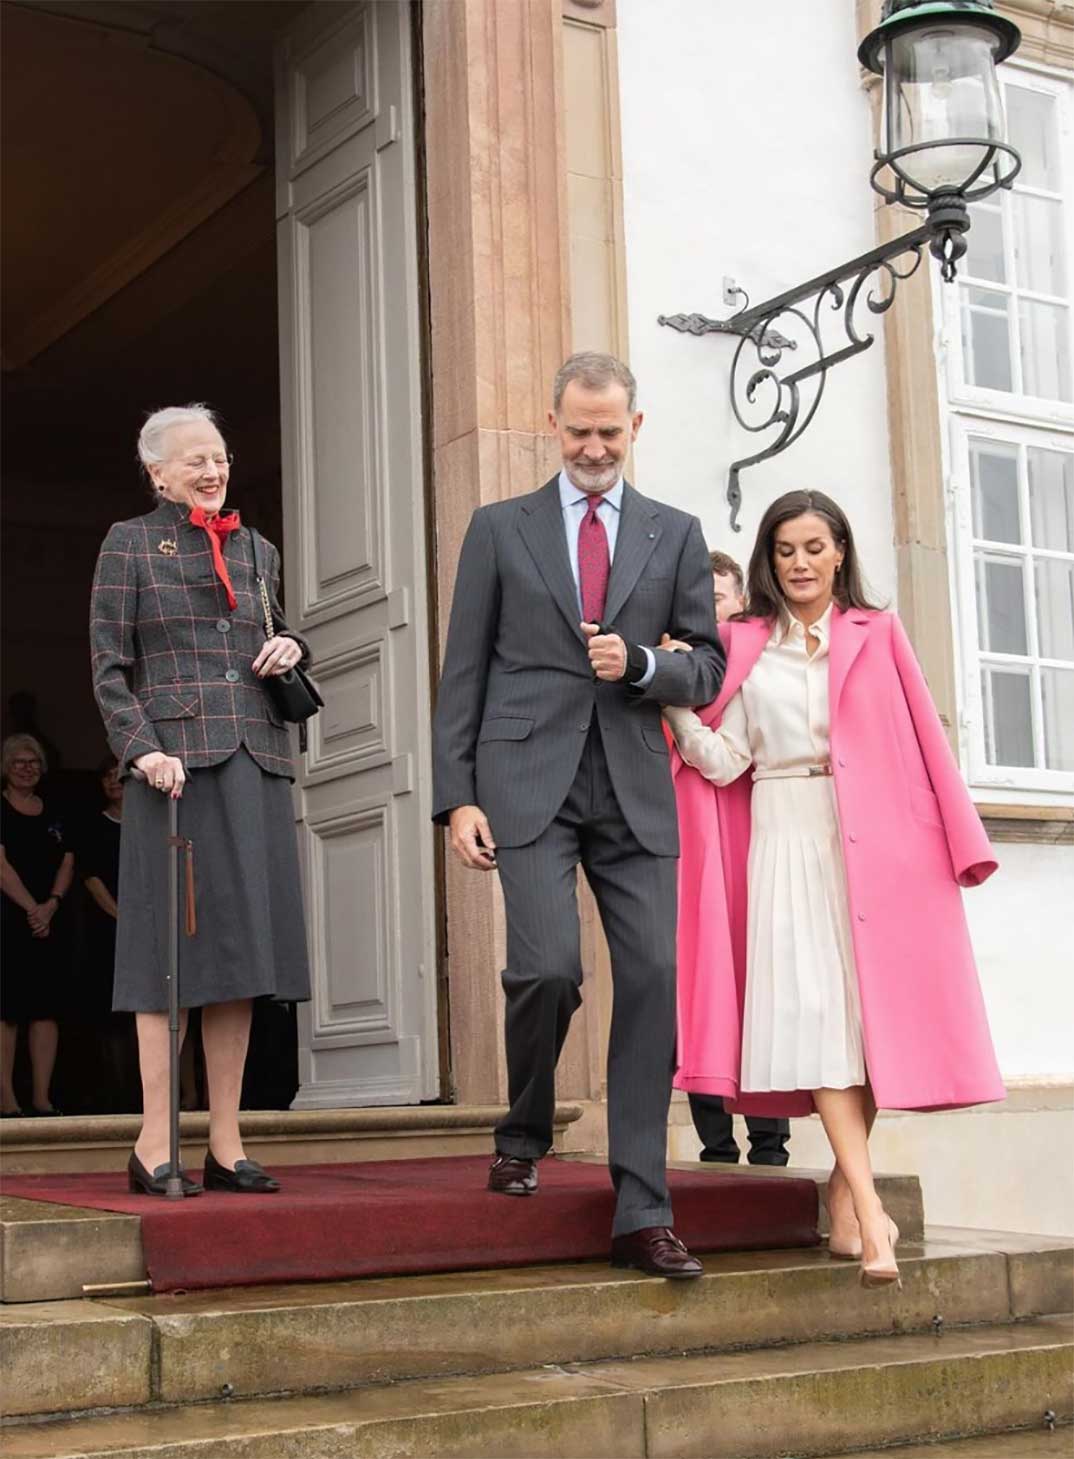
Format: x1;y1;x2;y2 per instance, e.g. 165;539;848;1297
664;490;1002;1290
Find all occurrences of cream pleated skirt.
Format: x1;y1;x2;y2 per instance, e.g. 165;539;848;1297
740;775;866;1092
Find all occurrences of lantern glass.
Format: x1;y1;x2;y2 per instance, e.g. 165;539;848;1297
884;23;1005;196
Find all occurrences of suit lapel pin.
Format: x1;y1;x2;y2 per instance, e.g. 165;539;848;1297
158;538;178;556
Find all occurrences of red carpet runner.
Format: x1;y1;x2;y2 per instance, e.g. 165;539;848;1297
2;1155;819;1292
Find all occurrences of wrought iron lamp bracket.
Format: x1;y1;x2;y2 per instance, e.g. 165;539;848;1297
659;221;938;530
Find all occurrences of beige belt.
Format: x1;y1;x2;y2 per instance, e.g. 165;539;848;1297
752;763;833;781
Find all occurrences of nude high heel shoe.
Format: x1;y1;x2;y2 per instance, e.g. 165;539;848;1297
860;1216;901;1290
828;1233;863;1261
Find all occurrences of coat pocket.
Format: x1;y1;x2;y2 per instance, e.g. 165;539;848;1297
909;783;943;830
641;725;670;755
139;693;199;722
478;716;535;743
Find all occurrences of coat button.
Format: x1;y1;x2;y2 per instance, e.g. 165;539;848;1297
216;619;231;633
857;912;866;922
848;833;858;844
225;669;240;683
838;757;847;768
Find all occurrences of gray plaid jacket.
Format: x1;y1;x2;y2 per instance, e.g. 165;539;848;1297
89;499;309;778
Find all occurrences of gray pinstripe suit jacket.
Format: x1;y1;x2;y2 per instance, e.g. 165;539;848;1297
432;477;725;855
89;499;309;779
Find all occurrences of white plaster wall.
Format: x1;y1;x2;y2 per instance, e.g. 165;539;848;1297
616;0;896;600
966;843;1074;1079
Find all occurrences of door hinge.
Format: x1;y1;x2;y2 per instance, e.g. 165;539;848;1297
392;753;413;796
376;103;399;152
388;586;409;629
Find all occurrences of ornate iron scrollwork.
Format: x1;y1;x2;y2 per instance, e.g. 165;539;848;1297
660;222;932;529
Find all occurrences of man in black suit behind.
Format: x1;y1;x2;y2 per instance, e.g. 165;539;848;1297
432;353;725;1277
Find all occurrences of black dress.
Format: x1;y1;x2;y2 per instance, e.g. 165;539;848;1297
0;795;69;1023
76;811;122;1019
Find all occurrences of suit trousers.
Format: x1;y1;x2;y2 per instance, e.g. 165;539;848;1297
688;1093;790;1166
493;723;678;1236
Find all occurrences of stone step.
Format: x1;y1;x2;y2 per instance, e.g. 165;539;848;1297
578;1152;928;1243
1;1315;1070;1458
0;1103;584;1177
844;1428;1071;1456
0;1162;922;1304
3;1230;1070;1420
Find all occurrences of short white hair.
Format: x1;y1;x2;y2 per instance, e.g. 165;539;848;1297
137;404;222;470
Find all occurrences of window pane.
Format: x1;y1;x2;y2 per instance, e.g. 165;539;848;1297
1019;299;1072;402
975;553;1028;653
1028;448;1074;552
1005;86;1059;191
1041;668;1074;771
970;438;1021;543
1013;194;1067;298
981;665;1035;767
965;203;1006;285
1035;558;1074;662
961;287;1013;391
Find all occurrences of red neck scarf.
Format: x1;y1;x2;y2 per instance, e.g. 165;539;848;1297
189;507;242;610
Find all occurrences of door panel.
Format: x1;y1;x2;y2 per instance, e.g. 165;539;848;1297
275;0;437;1107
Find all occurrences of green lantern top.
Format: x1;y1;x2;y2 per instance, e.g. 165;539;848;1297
858;0;1021;75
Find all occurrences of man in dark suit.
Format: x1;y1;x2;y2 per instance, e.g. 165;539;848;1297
432;353;725;1277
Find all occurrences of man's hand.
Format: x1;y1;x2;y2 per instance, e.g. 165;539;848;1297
581;623;627;681
448;805;498;871
660;632;694;654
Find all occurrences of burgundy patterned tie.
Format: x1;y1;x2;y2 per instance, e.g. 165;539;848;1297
578;493;610;623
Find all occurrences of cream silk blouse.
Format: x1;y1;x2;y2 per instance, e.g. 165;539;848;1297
664;603;835;785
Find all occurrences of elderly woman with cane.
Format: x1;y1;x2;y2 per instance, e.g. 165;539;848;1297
90;404;311;1196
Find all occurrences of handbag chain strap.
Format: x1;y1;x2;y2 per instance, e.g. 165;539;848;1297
250;529;275;642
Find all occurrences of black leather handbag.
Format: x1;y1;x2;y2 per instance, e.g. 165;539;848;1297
250;528;323;748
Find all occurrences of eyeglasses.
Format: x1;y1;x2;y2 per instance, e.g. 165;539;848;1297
171;452;234;473
10;758;41;770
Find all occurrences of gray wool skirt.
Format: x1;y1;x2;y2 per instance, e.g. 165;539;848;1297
113;748;311;1012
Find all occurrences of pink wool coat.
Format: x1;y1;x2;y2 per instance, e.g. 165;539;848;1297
672;607;1005;1115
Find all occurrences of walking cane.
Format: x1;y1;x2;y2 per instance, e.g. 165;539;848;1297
130;770;194;1199
164;795;184;1200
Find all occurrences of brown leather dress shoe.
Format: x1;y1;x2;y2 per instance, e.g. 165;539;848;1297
610;1226;703;1279
487;1154;538;1196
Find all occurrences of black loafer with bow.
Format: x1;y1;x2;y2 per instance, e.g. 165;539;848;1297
203;1149;281;1193
127;1151;204;1197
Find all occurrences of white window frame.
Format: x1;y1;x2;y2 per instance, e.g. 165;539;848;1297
946;416;1074;798
938;65;1074;431
938;61;1074;805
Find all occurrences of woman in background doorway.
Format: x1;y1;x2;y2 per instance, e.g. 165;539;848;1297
78;756;139;1112
0;733;72;1116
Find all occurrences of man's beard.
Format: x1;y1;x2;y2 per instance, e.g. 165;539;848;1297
565;459;619;492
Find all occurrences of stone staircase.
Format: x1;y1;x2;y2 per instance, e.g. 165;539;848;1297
1;1198;1070;1458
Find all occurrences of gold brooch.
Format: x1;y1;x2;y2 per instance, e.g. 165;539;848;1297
158;538;178;557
